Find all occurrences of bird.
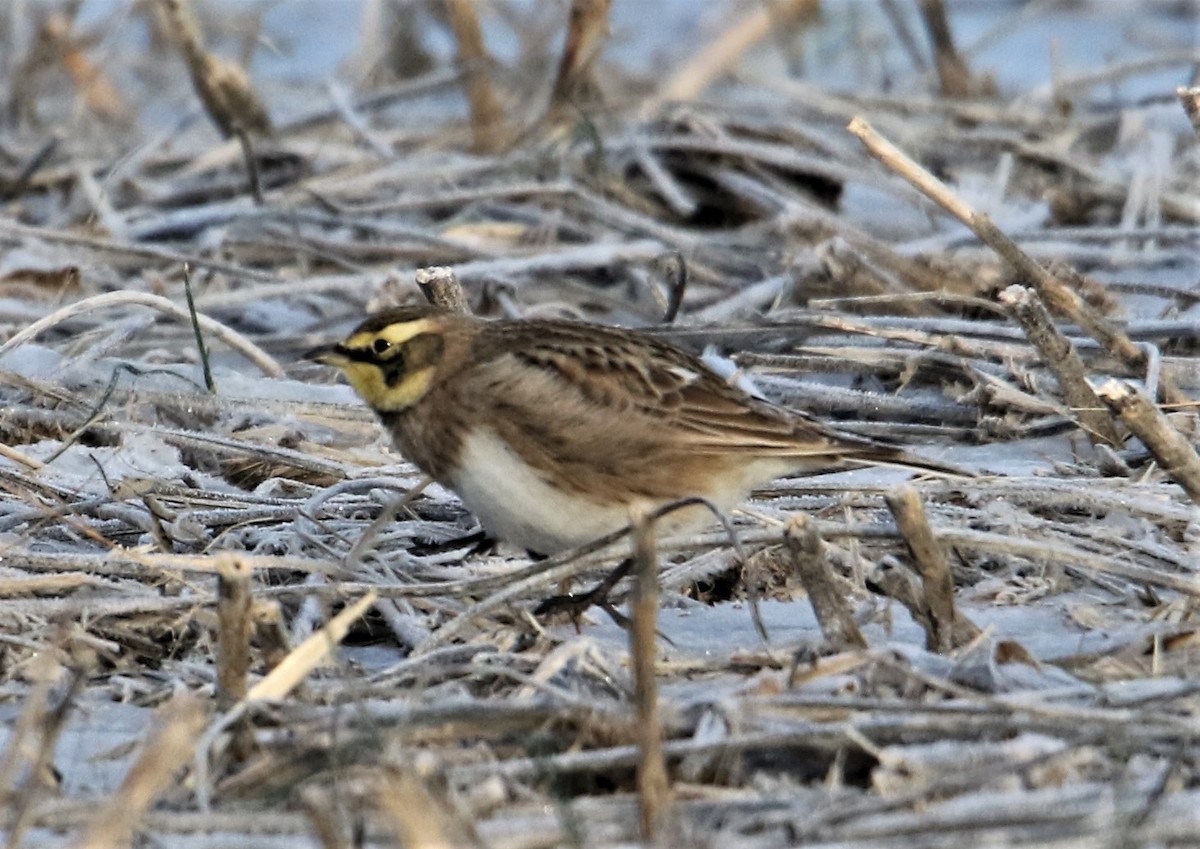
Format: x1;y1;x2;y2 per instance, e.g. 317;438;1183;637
305;304;961;560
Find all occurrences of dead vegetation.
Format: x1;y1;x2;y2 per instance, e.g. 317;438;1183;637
1;1;1199;847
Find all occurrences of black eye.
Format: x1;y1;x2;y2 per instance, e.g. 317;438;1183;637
373;338;391;354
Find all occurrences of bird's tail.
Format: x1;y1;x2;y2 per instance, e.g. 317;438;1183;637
848;445;976;479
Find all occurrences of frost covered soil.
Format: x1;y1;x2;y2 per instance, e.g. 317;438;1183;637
2;1;1200;847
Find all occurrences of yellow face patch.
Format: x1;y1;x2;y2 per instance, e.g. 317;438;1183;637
339;360;436;412
327;318;443;413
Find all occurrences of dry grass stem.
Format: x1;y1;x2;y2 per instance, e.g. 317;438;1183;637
182;263;216;392
159;0;271;139
784;515;868;650
884;486;959;654
2;658;86;849
2;6;1198;846
629;507;671;842
415;527;631;652
847;116;1187;406
79;694;207;849
0;290;284;377
251;600;293;672
998;284;1121;446
442;0;507;153
297;785;349;849
0;442;44;470
246;592;378;702
216;557;253;710
374;767;484;849
543;0;612;127
43;12;128;122
1094;380;1200;505
1178;86;1200;138
415;266;472;314
917;0;972;97
869;556;983;649
645;0;819;113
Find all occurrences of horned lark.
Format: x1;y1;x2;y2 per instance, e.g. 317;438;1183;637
306;305;952;555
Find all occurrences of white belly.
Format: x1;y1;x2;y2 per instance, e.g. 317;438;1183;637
446;430;799;555
449;429;630;554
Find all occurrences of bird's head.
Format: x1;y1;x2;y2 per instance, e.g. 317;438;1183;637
305;306;450;412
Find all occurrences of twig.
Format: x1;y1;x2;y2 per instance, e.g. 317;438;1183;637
326;79;394;159
0;290;284;378
78;694;207;849
633;144;699;218
216;558;252;711
297;786;346;849
1177;86;1200;140
246;592;378;701
373;767;484;849
656;251;688;324
1094;380;1200;506
0;133;60;201
643;0;819;114
346;478;433;570
847;116;1187;406
442;0;507;153
917;0;971;97
0;218;279;281
997;285;1120;447
879;0;928;72
233;127;264;204
206;588;361;802
74;163;127;239
159;0;271;139
784;515;867;650
182;264;215;392
253;601;292;673
629;506;671;842
41;12;128;121
277;67;462;135
447;238;665;283
0;652;56;804
883;486;958;654
0;442;44;470
542;0;612;127
691;275;788;323
868;556;982;648
2;653;87;849
1140;342;1163;402
419;496;741;652
1053;51;1200;98
41;364;203;466
415;266;472;314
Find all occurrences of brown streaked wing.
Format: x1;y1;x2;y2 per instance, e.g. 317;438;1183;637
471;318;876;460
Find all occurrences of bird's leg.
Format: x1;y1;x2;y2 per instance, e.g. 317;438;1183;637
410;529;496;556
534;557;634;624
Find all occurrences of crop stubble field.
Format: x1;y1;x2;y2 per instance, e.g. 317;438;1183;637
0;1;1199;847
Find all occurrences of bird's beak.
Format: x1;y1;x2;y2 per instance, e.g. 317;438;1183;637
303;343;346;367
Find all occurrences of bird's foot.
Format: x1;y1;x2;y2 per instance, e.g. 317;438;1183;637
534;558;633;629
410;529;496;557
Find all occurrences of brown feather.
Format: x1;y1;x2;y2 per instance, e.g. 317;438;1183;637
380;311;917;495
317;306;962;551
